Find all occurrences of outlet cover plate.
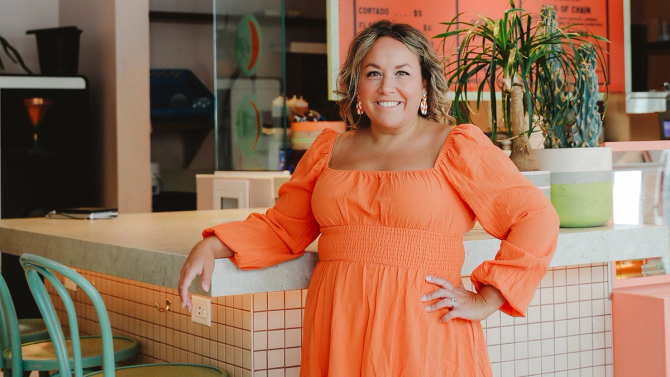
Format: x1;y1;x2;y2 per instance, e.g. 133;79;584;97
191;295;211;327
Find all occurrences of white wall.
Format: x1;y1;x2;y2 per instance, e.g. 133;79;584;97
60;0;152;213
59;0;118;209
0;0;59;74
114;0;152;213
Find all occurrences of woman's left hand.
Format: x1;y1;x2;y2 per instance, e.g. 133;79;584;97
421;275;506;323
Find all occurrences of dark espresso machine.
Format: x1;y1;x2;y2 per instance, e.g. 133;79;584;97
0;75;98;318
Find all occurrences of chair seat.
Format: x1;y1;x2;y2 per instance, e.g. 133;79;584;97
18;318;49;344
3;335;139;371
84;363;226;376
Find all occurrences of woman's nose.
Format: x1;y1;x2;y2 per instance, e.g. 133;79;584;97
378;75;396;94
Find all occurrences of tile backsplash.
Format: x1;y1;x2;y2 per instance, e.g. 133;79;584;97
481;264;613;377
47;263;611;377
47;270;254;377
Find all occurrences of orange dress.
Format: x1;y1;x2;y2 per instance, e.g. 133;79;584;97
204;124;560;377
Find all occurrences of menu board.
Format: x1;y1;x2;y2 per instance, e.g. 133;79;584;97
328;0;624;96
523;0;614;90
336;0;457;64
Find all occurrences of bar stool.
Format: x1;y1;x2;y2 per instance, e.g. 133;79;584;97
1;261;139;377
19;254;226;377
0;275;50;344
0;274;51;376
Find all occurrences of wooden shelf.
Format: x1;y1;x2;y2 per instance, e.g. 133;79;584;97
612;271;670;290
149;11;212;24
148;11;326;29
602;140;670;152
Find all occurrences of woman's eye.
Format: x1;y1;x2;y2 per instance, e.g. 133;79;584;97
367;71;381;77
397;71;409;76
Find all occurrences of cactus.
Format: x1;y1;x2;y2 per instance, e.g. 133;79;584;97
537;6;572;148
571;43;602;147
536;6;604;148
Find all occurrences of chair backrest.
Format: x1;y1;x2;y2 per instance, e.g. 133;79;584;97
20;253;116;377
0;274;25;373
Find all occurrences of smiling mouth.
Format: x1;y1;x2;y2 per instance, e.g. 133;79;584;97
377;101;401;108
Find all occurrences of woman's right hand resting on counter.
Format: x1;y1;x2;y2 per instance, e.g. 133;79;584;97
178;236;233;311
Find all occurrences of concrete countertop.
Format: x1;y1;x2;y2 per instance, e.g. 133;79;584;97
0;209;667;296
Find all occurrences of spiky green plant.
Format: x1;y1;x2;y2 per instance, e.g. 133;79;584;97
535;5;571;148
0;35;32;74
535;6;608;148
435;1;608;169
570;43;603;147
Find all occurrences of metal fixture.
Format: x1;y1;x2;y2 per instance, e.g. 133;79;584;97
155;298;171;312
626;91;670;114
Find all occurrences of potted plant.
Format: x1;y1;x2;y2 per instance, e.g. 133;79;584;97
436;1;567;171
532;5;612;227
0;35;32;73
436;2;610;227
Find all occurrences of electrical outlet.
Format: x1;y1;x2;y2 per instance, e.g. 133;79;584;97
191;295;211;326
63;277;77;292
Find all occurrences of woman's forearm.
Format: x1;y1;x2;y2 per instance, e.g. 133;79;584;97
202;235;235;258
479;284;506;314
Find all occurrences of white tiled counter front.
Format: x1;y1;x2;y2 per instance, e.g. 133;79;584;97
249;263;614;377
40;262;618;377
0;210;667;377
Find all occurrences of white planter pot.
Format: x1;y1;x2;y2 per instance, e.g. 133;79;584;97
533;147;613;228
520;171;551;199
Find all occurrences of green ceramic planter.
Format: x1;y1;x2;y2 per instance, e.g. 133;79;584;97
533;147;613;228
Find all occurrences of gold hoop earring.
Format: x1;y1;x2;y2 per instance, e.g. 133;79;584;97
420;92;428;115
356;95;364;116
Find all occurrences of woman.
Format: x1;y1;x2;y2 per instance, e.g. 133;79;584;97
179;20;559;376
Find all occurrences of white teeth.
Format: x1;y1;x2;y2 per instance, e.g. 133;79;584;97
378;101;400;107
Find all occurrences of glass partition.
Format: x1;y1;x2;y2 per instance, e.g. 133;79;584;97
214;0;287;171
612;149;670;279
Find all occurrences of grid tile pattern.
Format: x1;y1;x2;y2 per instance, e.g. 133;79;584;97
251;290;307;377
46;269;253;377
44;263;612;377
479;263;613;377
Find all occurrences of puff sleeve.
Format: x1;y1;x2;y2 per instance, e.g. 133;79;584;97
441;124;560;317
202;128;338;270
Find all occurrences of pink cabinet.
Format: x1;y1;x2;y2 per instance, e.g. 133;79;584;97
613;282;670;376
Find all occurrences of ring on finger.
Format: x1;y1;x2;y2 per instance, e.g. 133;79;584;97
452;297;456;307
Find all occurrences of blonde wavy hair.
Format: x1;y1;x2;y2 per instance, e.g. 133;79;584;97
336;20;454;128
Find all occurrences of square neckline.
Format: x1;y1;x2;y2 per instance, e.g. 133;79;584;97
324;127;453;174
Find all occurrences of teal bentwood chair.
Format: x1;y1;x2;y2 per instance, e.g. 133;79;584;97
14;254;138;377
20;254;225;377
0;274;51;377
0;275;49;344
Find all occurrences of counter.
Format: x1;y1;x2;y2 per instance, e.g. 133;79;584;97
0;209;667;296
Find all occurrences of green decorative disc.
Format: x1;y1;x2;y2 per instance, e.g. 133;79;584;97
235;14;262;77
236;94;262;157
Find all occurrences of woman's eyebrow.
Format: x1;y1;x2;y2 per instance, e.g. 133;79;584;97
363;63;412;69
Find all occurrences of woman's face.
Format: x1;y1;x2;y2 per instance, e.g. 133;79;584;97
358;36;426;132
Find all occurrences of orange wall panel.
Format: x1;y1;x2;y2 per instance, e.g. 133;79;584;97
337;0;625;93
